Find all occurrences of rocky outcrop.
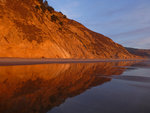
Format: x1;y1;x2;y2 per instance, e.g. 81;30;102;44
0;0;138;59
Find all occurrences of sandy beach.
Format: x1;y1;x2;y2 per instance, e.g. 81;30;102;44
0;58;148;66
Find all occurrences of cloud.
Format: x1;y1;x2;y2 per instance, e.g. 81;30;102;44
122;37;150;49
110;26;150;38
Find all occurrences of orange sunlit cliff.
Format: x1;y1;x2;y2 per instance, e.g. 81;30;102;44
0;0;138;58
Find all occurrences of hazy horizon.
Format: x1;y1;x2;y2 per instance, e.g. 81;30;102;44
48;0;150;49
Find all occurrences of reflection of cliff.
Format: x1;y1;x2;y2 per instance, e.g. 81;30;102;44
0;62;137;113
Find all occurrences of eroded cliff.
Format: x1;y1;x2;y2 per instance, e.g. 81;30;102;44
0;0;137;59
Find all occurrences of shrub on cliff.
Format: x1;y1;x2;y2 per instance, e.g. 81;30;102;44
59;21;63;26
37;0;54;13
51;15;58;22
47;6;54;13
40;4;47;13
35;5;40;9
38;0;43;4
63;15;67;18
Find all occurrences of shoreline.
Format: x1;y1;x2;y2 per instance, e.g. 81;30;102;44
0;58;149;66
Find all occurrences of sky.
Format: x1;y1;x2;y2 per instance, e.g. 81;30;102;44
47;0;150;49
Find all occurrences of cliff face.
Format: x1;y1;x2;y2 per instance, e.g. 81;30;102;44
0;0;136;59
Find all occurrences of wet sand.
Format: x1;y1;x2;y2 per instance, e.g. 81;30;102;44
0;58;148;66
0;60;150;113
